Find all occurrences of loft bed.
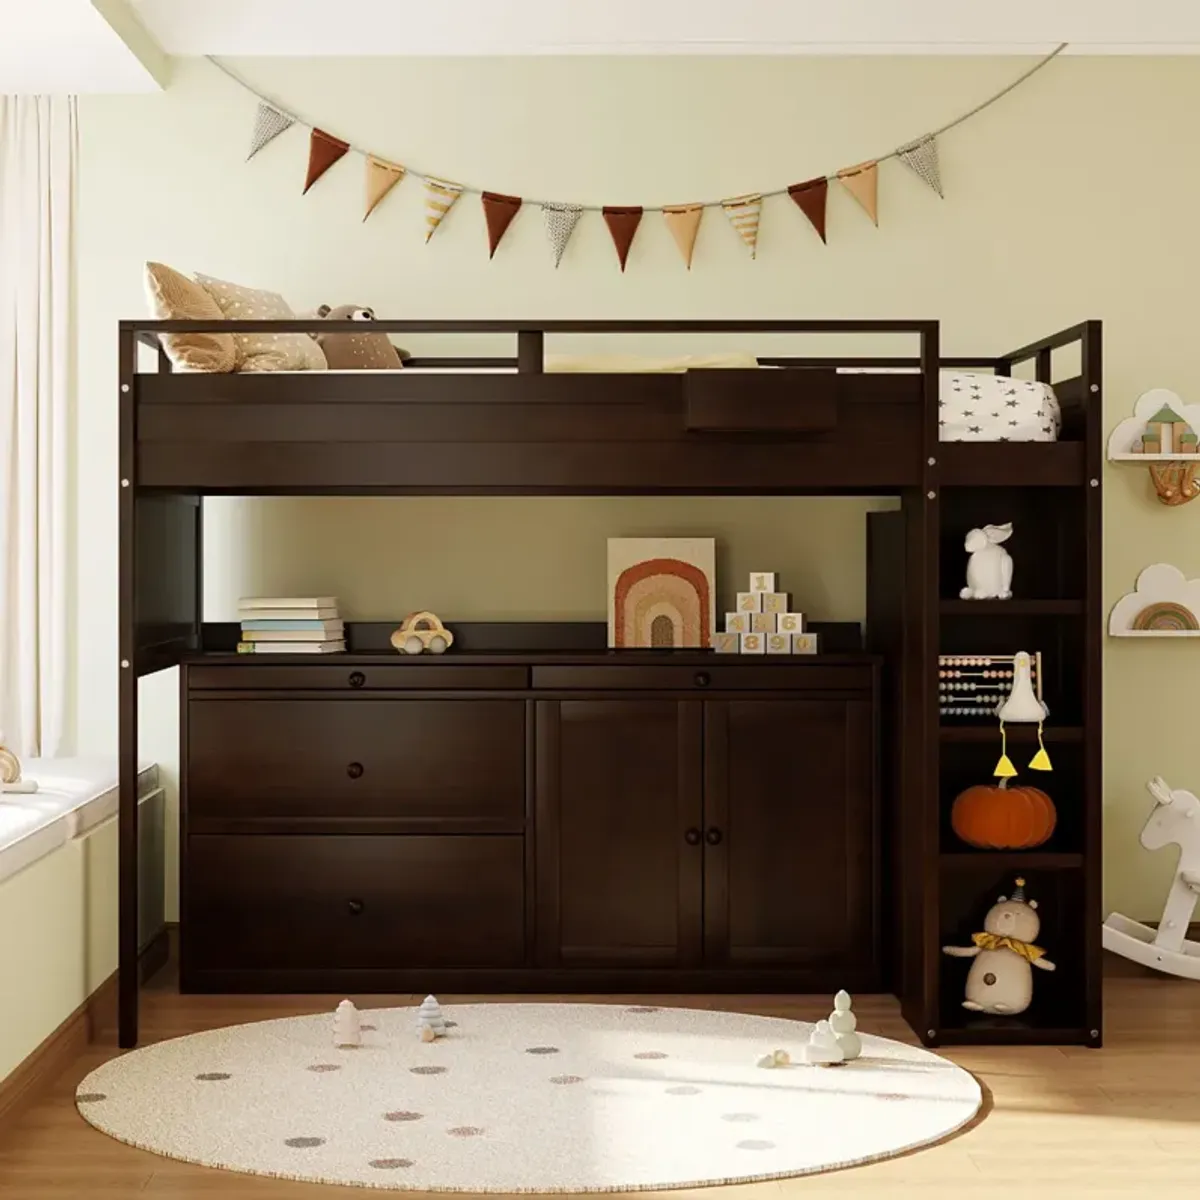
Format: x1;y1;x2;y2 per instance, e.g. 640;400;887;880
116;318;1102;1054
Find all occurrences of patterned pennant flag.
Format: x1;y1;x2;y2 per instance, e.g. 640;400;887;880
787;177;828;244
896;134;944;198
721;193;762;259
541;203;582;268
247;103;293;161
304;128;349;194
363;156;405;221
481;192;523;258
663;204;703;269
837;160;879;226
423;178;463;241
602;206;643;272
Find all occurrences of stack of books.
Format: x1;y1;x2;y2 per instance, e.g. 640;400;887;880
236;597;345;655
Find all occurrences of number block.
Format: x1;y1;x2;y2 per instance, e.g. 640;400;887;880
761;592;789;615
749;572;776;593
737;592;763;613
725;612;749;634
712;631;741;654
777;612;806;634
766;632;791;654
792;632;820;654
740;632;766;654
751;611;777;633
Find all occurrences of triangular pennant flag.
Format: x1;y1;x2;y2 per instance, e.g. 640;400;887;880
837;160;879;226
541;203;582;268
423;177;463;242
363;156;405;221
304;128;349;194
602;206;643;272
663;204;703;269
896;133;944;198
247;103;293;161
481;192;523;258
720;193;762;259
787;177;829;244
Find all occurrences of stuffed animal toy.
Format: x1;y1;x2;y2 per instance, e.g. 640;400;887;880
313;304;408;369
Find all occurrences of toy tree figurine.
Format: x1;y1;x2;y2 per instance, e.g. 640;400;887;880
803;1020;845;1067
0;735;37;794
828;990;861;1061
333;999;361;1048
416;994;446;1038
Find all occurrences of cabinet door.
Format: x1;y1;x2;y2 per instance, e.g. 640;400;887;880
703;698;877;973
535;699;704;968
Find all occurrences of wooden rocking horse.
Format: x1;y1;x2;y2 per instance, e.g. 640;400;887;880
1103;776;1200;979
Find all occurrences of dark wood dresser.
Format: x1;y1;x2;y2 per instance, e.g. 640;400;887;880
180;651;880;994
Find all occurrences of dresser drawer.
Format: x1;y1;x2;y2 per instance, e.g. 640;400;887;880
187;698;525;825
187;663;527;691
185;834;526;970
531;664;874;693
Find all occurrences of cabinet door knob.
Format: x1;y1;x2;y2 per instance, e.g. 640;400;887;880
694;671;711;688
346;761;364;779
705;826;723;846
347;898;365;916
348;671;366;688
684;827;702;846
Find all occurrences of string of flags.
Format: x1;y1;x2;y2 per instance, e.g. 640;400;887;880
229;45;1061;271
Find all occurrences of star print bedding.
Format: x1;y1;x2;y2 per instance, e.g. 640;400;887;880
937;371;1061;442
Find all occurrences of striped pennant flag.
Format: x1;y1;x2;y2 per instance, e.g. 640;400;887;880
721;193;762;258
247;103;293;161
423;178;464;242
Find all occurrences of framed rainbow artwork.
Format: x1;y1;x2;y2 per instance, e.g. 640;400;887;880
607;537;716;649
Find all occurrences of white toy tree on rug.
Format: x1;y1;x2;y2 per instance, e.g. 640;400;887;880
804;1020;845;1067
828;991;861;1061
416;995;446;1038
333;999;361;1048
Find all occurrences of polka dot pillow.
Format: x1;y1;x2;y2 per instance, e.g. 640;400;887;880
195;273;327;372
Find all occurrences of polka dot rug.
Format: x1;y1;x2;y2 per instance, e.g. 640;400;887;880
76;1002;981;1192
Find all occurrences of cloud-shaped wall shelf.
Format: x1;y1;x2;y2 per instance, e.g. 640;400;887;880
1110;563;1200;637
1108;388;1200;505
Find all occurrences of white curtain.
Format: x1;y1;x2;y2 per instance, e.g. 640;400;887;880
0;97;76;758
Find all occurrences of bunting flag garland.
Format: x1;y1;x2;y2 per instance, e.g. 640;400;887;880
219;41;1068;267
247;102;293;160
423;177;463;242
542;203;582;268
720;193;762;259
896;134;944;198
304;128;349;194
787;177;828;244
837;161;879;226
602;206;643;272
663;204;703;269
363;155;405;221
481;191;523;257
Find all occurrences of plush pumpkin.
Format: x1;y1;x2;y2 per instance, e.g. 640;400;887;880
951;781;1057;850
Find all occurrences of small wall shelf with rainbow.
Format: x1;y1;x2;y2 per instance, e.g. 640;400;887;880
1109;564;1200;637
1108;388;1200;505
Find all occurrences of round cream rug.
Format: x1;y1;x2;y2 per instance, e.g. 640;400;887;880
76;1002;981;1192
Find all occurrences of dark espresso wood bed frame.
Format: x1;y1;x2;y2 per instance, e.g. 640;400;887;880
117;318;1102;1053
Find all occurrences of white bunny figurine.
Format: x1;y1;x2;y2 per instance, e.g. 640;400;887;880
960;523;1014;600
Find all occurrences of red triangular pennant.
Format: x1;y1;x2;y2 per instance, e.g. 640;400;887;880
788;177;828;244
602;206;643;272
304;128;349;194
481;192;523;258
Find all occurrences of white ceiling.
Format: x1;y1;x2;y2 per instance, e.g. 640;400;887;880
132;0;1200;56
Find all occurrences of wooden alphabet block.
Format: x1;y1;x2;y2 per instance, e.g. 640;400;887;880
761;592;789;615
737;592;763;613
792;632;820;654
777;612;806;634
751;611;777;633
740;632;765;654
712;631;741;653
766;632;791;654
725;612;749;634
749;572;776;593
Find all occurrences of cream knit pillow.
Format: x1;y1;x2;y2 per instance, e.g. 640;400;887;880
194;273;327;372
144;262;235;373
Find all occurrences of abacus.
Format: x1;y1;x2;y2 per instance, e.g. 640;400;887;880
938;652;1044;719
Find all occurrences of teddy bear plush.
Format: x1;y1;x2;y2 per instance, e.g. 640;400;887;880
313;304;408;369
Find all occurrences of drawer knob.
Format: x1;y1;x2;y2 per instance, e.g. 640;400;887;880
347;898;365;916
684;827;702;846
694;671;711;688
348;671;366;688
346;761;364;779
705;826;723;846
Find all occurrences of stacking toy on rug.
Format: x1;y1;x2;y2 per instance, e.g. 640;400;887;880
804;1020;845;1066
416;994;447;1039
333;999;361;1048
828;990;862;1060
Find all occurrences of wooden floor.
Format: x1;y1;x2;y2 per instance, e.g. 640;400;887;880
1;958;1197;1199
